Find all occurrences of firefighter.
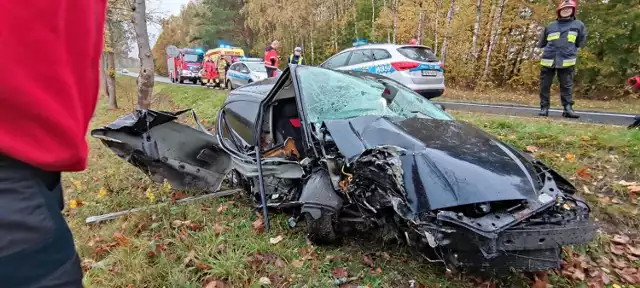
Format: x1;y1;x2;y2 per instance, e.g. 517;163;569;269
217;56;228;89
204;57;215;87
288;47;306;65
537;0;587;118
264;40;281;77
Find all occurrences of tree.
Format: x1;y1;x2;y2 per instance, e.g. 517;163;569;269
131;0;154;109
482;0;507;81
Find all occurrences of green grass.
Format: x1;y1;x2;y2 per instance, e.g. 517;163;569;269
66;76;640;287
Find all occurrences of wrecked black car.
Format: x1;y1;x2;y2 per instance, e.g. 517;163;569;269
92;66;596;274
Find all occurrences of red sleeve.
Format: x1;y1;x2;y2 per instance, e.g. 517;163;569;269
0;0;107;171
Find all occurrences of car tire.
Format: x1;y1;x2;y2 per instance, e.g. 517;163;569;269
227;80;233;90
179;77;184;84
305;212;339;244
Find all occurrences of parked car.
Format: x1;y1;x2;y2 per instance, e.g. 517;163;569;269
320;43;445;99
92;66;595;274
226;58;280;90
121;68;129;74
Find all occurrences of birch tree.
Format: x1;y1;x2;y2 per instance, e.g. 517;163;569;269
131;0;154;109
482;0;506;81
440;0;455;64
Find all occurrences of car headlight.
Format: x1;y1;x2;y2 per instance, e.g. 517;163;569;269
182;70;191;75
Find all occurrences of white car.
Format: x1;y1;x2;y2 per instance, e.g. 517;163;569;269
121;68;129;74
226;59;280;89
320;44;445;99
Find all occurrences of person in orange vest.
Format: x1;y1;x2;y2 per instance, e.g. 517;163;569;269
264;40;281;77
203;57;215;87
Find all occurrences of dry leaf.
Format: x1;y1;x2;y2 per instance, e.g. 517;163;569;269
628;186;640;193
618;180;638;186
362;255;374;268
269;235;284;244
291;259;304;268
612;258;628;269
332;267;348;278
577;167;592;180
572;268;586;281
627;245;640;257
583;185;593;194
196;263;211;270
525;145;539;153
581;136;591;141
113;232;129;246
252;218;265;234
183;250;196;265
565;152;576;162
612;234;630;245
610;244;626;255
258;277;271;285
204;280;231;288
212;224;229;236
217;205;229;214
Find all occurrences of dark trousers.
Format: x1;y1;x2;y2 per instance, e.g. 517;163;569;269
539;66;575;108
0;155;83;288
266;67;277;78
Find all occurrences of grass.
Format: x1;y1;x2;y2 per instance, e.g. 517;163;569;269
66;76;640;287
441;88;640;114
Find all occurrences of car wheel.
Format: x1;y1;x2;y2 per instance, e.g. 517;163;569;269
179;77;184;84
227;80;233;90
305;212;339;244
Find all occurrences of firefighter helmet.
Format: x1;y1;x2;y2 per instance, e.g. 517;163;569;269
556;0;577;16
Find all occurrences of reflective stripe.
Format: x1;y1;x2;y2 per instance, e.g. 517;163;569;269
562;58;576;67
567;31;577;43
540;59;554;67
289;55;303;64
547;32;560;41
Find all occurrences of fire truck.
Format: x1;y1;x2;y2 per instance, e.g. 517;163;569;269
167;48;204;84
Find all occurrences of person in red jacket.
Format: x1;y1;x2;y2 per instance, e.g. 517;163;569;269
0;0;107;286
628;75;640;129
264;40;281;77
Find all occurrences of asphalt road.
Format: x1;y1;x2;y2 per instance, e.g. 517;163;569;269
119;71;637;127
433;101;637;127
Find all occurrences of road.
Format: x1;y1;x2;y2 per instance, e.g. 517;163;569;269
120;71;637;127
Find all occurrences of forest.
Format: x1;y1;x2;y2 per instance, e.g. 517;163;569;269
149;0;639;98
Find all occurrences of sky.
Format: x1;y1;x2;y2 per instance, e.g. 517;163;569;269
129;0;191;57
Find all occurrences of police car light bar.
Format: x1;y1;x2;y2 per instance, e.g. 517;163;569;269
241;57;263;62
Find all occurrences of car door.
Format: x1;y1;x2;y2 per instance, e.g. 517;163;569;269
320;51;352;70
340;49;377;73
237;64;253;87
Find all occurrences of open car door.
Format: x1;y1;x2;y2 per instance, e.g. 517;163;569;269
91;109;232;192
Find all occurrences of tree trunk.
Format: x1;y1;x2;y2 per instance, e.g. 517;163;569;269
434;0;442;54
371;0;375;37
100;53;107;97
417;0;424;44
392;0;399;43
482;0;506;81
440;0;455;65
471;0;482;60
131;0;154;110
105;20;118;109
383;0;391;42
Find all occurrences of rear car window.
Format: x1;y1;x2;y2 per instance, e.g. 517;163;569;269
397;47;438;62
372;49;392;60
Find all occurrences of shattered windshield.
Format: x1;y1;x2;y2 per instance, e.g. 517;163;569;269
297;66;453;123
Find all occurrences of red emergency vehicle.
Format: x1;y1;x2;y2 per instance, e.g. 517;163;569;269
167;48;204;84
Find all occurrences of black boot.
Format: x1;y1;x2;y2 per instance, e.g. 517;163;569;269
562;105;580;119
538;107;549;117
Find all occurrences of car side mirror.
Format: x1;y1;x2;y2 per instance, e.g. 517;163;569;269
435;103;446;111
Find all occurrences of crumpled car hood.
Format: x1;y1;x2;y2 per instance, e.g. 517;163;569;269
322;116;541;211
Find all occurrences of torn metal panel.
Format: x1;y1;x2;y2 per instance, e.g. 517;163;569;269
91;110;231;192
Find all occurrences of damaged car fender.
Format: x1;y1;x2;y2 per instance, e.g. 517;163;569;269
299;168;344;220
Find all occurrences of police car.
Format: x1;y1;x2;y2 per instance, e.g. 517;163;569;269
226;58;280;89
320;43;445;99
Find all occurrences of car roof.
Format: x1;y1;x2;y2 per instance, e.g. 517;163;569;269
341;43;434;52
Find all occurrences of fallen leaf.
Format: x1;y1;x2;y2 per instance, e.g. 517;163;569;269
372;267;382;275
618;180;638;186
565;152;576;162
572;268;586;281
627;245;640;256
88;236;104;247
362;255;374;268
213;224;229;236
112;232;129;246
252;218;265;234
531;279;547;288
577;167;592;180
274;258;285;268
525;145;539;153
628;186;640;193
612;234;630;245
581;136;591;141
617;268;640;284
217;205;229;214
204;279;231;288
81;258;96;272
610;244;626;255
183;250;196;265
258;277;271;285
196;263;211;270
583;185;593;194
291;259;304;268
332;267;348;278
269;235;284;244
